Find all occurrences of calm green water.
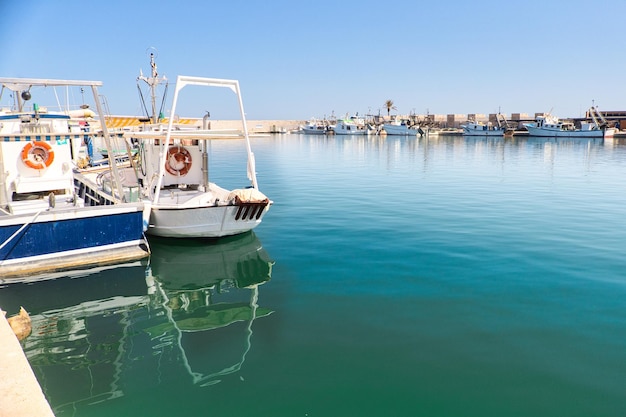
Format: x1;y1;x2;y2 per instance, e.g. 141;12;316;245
2;133;626;416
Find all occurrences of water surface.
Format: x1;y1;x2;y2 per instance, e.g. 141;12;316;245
2;133;626;416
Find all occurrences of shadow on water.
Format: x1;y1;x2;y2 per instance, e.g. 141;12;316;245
0;231;274;414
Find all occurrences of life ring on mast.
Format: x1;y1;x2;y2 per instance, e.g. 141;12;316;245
165;145;192;176
21;141;55;170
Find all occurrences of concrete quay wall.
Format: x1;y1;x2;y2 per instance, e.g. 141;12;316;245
0;310;55;417
191;119;304;133
181;110;626;132
199;116;522;131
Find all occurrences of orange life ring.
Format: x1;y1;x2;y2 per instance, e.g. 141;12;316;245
21;141;55;170
165;145;192;176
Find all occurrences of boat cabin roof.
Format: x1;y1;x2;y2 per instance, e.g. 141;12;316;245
0;78;103;91
125;130;247;141
0;113;70;121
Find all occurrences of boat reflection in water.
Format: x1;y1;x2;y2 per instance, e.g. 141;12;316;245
0;232;273;414
144;233;274;386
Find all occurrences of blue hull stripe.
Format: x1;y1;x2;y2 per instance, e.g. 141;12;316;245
0;113;70;121
0;211;144;261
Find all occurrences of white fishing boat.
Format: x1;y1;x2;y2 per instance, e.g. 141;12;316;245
0;78;149;279
300;117;332;134
332;115;371;135
382;118;424;136
74;54;272;238
461;120;506;137
524;113;609;138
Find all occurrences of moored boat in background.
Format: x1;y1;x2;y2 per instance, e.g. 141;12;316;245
524;113;611;138
382;117;424;136
332;114;371;135
300;117;333;134
461;120;506;137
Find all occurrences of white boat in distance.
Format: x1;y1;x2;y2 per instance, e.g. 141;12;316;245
524;113;612;138
333;115;371;135
461;121;506;137
382;118;424;136
301;117;333;134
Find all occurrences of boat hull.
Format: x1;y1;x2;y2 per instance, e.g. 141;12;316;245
333;128;368;135
525;125;605;138
462;130;505;137
604;128;616;138
148;203;270;238
301;126;329;135
333;121;369;135
382;124;422;136
0;203;149;278
461;122;505;137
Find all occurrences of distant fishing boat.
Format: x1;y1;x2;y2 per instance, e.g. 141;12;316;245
333;115;371;135
382;118;424;136
524;112;613;138
301;117;333;134
461;120;506;137
0;78;149;279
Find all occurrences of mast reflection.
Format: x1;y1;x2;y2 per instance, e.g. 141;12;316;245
0;232;274;413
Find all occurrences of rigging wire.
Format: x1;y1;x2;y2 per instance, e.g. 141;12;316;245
137;84;149;119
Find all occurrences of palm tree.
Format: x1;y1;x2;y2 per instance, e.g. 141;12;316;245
384;100;397;117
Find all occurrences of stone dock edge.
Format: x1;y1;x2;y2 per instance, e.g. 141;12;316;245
0;309;55;417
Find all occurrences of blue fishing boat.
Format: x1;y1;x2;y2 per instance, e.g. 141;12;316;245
0;78;150;279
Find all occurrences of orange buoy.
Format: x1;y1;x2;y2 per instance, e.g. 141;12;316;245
21;141;55;170
164;145;192;176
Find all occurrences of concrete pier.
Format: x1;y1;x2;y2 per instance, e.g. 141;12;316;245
0;310;55;417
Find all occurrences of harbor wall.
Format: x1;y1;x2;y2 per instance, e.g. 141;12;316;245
110;110;626;132
186;119;304;133
0;310;55;417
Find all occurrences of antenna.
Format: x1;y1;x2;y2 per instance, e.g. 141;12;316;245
137;47;167;124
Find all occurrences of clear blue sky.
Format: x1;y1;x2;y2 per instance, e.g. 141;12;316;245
2;0;624;120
